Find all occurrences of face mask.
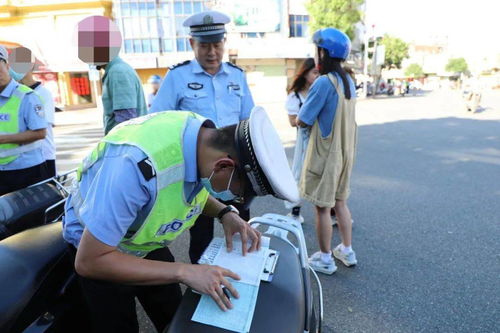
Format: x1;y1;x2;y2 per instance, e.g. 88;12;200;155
9;68;25;81
201;168;237;201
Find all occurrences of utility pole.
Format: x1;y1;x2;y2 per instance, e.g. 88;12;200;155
362;0;370;98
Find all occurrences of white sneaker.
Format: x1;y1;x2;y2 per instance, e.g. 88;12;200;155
332;244;357;267
331;216;354;226
308;251;337;275
287;213;304;224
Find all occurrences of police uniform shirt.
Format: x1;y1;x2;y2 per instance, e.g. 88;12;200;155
298;72;356;138
62;116;207;248
149;59;255;127
0;79;47;171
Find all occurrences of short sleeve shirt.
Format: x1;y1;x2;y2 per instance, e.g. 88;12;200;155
102;56;148;134
285;91;306;116
0;79;47;170
62;116;207;248
32;83;56;161
149;59;255;127
298;72;356;138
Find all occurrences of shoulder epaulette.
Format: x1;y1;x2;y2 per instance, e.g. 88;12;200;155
226;62;244;72
169;60;191;70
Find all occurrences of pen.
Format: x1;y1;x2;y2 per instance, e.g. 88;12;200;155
222;286;231;300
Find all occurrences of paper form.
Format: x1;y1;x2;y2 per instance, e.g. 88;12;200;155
192;281;259;333
192;236;270;332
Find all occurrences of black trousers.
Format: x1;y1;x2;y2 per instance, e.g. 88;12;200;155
0;162;49;196
189;201;250;264
45;159;56;178
71;246;182;333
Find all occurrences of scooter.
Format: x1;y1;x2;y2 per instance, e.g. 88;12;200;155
0;173;323;333
0;171;91;333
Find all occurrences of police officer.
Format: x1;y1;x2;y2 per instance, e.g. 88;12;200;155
0;45;48;196
150;10;255;264
63;107;299;332
146;74;161;109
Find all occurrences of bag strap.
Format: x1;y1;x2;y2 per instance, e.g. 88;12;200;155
294;91;303;109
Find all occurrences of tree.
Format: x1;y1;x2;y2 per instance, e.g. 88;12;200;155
405;63;424;77
306;0;365;40
445;57;468;74
379;34;409;68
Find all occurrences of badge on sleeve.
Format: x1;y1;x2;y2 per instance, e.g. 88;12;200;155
187;82;203;90
34;104;45;118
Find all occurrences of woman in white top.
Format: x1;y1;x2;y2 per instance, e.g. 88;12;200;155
284;58;319;222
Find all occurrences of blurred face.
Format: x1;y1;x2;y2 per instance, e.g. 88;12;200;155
305;66;320;85
0;60;11;88
151;82;160;93
190;38;225;75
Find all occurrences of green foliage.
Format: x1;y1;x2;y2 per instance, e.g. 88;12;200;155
445;57;468;74
306;0;364;40
379;34;409;68
405;63;424;77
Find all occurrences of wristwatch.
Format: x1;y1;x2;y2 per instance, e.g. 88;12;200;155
217;205;240;221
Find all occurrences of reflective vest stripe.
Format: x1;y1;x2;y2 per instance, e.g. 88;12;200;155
0;140;42;158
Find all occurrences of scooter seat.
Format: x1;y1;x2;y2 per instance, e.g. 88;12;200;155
0;222;68;330
0;182;66;240
167;235;306;333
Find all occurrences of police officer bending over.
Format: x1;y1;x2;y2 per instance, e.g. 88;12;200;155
150;10;256;264
62;108;298;332
0;45;48;196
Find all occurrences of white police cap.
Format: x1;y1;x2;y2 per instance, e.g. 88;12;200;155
183;10;230;43
234;106;300;208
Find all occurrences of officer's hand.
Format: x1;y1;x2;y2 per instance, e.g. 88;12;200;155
182;264;240;311
221;212;261;256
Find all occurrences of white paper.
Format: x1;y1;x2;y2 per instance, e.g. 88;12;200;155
192;236;270;332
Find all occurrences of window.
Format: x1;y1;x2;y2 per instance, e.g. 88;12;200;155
133;39;142;53
289;15;309;37
130;2;138;16
120;2;130;16
142;39;152;53
124;39;133;53
176;38;191;52
151;39;160;53
163;38;174;52
115;0;204;54
174;1;183;14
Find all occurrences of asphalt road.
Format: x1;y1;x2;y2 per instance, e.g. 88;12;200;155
55;88;500;332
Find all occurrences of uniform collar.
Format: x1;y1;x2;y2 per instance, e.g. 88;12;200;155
184;118;216;183
183;117;202;183
0;79;19;98
191;58;228;76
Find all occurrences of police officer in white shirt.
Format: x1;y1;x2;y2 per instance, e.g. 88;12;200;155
150;10;255;264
